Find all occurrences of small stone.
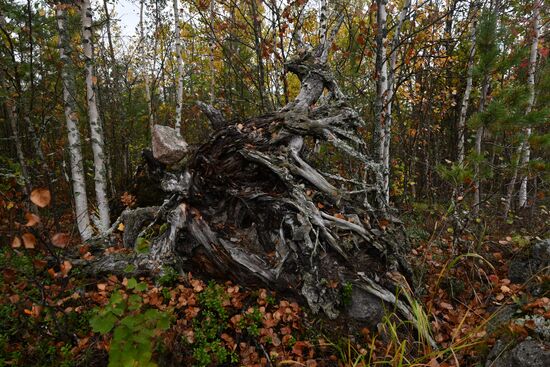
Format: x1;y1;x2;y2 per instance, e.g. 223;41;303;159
152;125;188;165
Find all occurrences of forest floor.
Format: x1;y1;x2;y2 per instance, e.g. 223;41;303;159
1;189;549;367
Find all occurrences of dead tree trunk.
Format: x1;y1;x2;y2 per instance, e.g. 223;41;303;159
80;29;433;344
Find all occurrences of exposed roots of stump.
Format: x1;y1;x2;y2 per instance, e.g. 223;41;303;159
79;46;435;347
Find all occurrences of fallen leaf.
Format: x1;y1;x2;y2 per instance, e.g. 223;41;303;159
9;294;20;303
22;233;36;249
51;233;70;248
24;213;40;227
30;188;51;208
60;260;72;276
11;236;22;248
33;259;47;269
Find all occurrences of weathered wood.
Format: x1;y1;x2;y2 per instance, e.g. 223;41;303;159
80;23;433;346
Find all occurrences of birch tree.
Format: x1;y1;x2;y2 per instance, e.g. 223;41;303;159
208;0;216;104
374;0;389;202
518;0;540;208
503;0;540;216
56;4;93;240
139;0;154;131
457;4;477;167
383;0;411;202
173;0;184;135
80;0;110;232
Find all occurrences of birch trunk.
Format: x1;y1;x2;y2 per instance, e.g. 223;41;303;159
518;1;540;208
503;1;539;217
81;0;110;232
319;0;328;47
374;0;389;202
384;0;411;202
208;0;215;104
473;77;489;215
173;0;184;135
249;0;268;111
139;0;154;131
56;5;93;241
457;6;477;167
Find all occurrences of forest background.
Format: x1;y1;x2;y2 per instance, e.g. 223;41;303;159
0;0;549;366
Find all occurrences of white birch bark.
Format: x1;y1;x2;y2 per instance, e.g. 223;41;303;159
56;5;93;240
473;77;489;215
383;0;411;202
503;1;540;216
139;0;154;131
374;0;389;202
80;0;110;232
209;0;216;104
319;0;328;47
457;5;477;167
173;0;184;135
518;1;540;208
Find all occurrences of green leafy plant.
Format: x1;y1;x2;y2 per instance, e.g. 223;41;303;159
191;281;237;367
89;278;171;367
341;281;353;307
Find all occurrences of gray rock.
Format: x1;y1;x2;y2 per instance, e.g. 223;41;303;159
486;339;550;367
152;125;188;165
509;239;550;285
346;287;385;325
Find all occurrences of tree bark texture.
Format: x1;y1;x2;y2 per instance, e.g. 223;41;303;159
139;0;154;132
173;0;184;135
374;0;389;203
503;1;540;216
56;5;93;241
518;1;540;208
81;0;111;232
457;5;477;167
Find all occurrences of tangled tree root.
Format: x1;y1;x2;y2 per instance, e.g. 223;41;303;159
77;41;435;348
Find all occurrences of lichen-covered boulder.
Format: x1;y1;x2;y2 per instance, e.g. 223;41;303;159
486;339;550;367
152;125;188;165
509;239;550;287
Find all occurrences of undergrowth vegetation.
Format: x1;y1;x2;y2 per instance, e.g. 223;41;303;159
1;190;548;366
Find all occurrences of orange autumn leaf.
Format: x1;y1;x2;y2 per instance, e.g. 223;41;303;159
11;236;22;248
60;260;72;276
22;233;36;249
9;294;20;303
30;188;51;208
51;233;70;248
24;213;40;227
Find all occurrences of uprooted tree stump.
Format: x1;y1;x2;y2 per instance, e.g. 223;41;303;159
78;40;434;346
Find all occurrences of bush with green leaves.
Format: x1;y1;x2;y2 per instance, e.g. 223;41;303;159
89;278;171;367
191;281;238;367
